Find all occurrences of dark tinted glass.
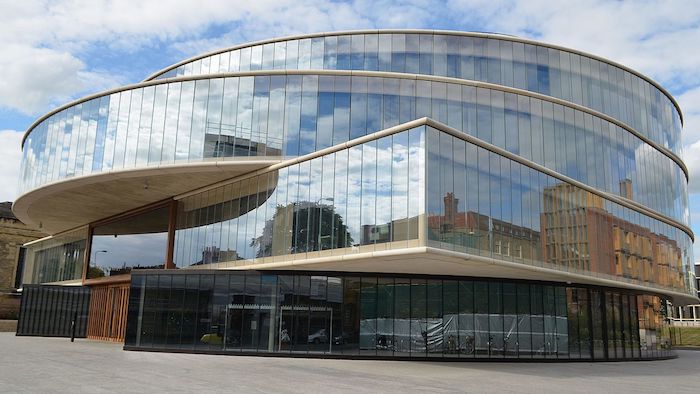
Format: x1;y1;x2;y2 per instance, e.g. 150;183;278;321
124;271;673;361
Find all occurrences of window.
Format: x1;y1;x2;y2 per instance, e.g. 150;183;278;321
88;205;170;279
14;247;26;289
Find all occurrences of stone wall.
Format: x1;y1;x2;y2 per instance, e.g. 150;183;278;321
0;294;20;319
0;215;45;318
0;319;18;332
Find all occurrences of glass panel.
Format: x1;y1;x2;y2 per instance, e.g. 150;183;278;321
283;76;302;156
166;275;185;347
301;75;319;154
136;86;154;166
88;205;169;278
426;279;442;356
161;83;181;163
112;90;131;169
333;76;351;145
308;275;329;353
359;277;377;355
590;289;605;359
189;79;209;160
360;140;377;246
410;278;426;357
291;275;310;353
235;77;254;156
194;275;214;350
180;275;199;348
503;283;517;357
474;281;489;357
252;76;270;156
22;228;87;284
152;275;170;348
342;276;361;354
203;78;223;158
224;273;245;351
442;280;459;357
489;282;504;357
516;283;531;358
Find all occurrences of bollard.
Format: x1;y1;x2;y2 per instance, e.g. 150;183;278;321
70;311;77;342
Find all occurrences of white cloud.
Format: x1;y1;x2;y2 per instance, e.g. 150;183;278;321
0;0;436;116
0;0;241;50
446;0;700;146
679;86;700;196
447;0;700;86
0;0;242;115
168;0;435;57
0;130;24;202
0;45;121;114
679;86;700;147
4;0;700;117
684;140;700;194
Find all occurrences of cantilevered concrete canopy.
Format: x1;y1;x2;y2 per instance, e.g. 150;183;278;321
12;159;280;234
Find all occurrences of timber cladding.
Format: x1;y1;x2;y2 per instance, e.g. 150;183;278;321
87;283;130;342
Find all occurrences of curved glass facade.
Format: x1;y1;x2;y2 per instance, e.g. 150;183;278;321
422;126;692;295
170;125;693;297
173;126;425;268
19;74;689;227
125;270;676;360
150;31;683;156
18;30;696;360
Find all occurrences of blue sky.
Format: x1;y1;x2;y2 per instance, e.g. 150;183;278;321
1;0;699;256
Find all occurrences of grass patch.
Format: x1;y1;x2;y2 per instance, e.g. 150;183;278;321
669;327;700;346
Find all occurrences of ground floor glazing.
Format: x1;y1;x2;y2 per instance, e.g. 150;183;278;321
124;270;674;360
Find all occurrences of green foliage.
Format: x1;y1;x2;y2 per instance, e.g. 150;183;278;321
87;266;105;278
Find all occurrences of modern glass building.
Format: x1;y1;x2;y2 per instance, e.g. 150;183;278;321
14;30;697;361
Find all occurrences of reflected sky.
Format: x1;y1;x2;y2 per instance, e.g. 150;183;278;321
91;233;167;270
20;75;687;229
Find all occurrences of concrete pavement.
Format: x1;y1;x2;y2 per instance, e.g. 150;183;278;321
0;333;698;393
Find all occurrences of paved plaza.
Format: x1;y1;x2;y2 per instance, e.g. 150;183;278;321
0;332;699;393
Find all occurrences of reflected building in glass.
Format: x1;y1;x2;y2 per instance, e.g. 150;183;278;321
13;30;697;361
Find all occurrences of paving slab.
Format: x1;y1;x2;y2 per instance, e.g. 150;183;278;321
0;333;698;393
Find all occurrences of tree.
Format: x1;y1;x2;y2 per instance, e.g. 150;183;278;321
251;201;353;257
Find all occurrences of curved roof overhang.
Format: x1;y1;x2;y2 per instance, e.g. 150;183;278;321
189;246;700;306
12;159;280;234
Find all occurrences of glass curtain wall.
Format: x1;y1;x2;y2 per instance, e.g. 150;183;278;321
23;121;689;293
125;270;675;360
156;33;682;157
22;228;87;285
171;123;692;295
19;75;689;230
173;126;425;267
424;126;692;296
87;205;170;279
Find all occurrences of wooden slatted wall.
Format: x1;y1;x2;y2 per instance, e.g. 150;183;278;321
87;283;130;342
